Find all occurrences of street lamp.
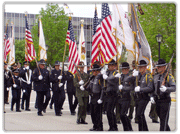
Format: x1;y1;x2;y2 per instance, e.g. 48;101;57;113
156;34;163;59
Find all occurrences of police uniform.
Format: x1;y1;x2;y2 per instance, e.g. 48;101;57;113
152;59;176;131
4;63;11;105
116;62;133;131
73;62;89;124
8;69;21;112
132;60;154;131
50;61;66;116
66;71;78;115
32;59;51;116
20;61;32;111
86;64;103;131
103;60;119;131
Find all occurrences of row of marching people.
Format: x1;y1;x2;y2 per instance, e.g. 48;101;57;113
76;58;175;131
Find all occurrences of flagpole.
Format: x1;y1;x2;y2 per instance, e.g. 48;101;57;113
25;11;29;66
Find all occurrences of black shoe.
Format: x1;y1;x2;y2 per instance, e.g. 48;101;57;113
50;104;53;109
71;112;76;115
89;128;97;131
16;110;21;112
76;119;81;124
117;121;121;124
11;108;13;111
152;120;159;123
25;109;31;111
21;105;24;110
43;109;46;113
96;128;103;131
5;102;9;104
56;113;62;116
81;119;88;124
38;112;43;116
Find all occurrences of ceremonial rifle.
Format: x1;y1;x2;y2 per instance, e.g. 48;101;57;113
161;53;174;86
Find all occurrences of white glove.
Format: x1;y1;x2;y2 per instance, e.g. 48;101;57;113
13;84;17;88
101;70;106;75
79;80;84;85
27;81;31;85
7;87;9;91
59;83;63;87
150;97;155;104
80;85;85;91
119;85;123;90
26;66;29;70
38;75;43;80
132;70;139;77
103;74;108;80
23;90;26;93
97;99;103;104
115;73;121;78
160;85;167;92
135;86;140;92
23;68;26;70
58;75;62;80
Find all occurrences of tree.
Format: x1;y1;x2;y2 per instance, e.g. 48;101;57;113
31;3;69;66
137;3;176;75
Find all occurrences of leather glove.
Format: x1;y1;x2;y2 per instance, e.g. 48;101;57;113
38;75;43;80
59;83;63;87
115;73;121;78
97;99;103;104
80;85;85;91
134;86;140;92
119;85;123;90
13;84;17;88
79;80;84;85
132;70;139;77
160;85;167;92
58;75;62;80
103;74;108;80
150;97;155;104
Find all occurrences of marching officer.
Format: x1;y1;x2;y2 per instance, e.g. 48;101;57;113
65;67;78;115
50;61;66;116
84;64;104;131
117;62;133;131
20;61;32;111
102;59;120;131
73;61;89;124
32;59;51;116
131;60;154;131
8;69;21;112
151;59;176;131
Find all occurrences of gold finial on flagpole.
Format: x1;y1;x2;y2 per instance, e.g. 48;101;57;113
80;19;84;27
25;11;28;16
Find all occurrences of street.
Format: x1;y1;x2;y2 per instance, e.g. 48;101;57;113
4;91;176;131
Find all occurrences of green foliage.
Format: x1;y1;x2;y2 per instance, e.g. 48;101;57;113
137;3;176;69
31;3;69;66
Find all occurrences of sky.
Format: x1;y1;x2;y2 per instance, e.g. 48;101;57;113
4;3;128;18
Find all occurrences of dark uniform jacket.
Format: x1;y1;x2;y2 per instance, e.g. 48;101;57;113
8;75;21;90
105;69;119;94
50;69;66;92
129;72;154;100
118;73;133;101
32;68;50;92
73;72;89;97
65;71;76;93
19;68;32;90
86;74;103;104
4;70;11;89
152;73;176;102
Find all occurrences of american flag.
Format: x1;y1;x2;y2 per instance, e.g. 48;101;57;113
4;24;11;63
66;18;79;74
100;3;117;63
91;6;104;65
25;14;36;62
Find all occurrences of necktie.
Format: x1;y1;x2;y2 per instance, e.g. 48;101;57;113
157;75;161;95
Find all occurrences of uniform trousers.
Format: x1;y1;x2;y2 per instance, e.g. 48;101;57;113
135;99;149;131
53;90;65;115
67;92;78;113
77;97;88;121
156;100;171;131
21;88;31;109
106;94;117;130
36;91;51;114
11;89;21;111
118;100;133;131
